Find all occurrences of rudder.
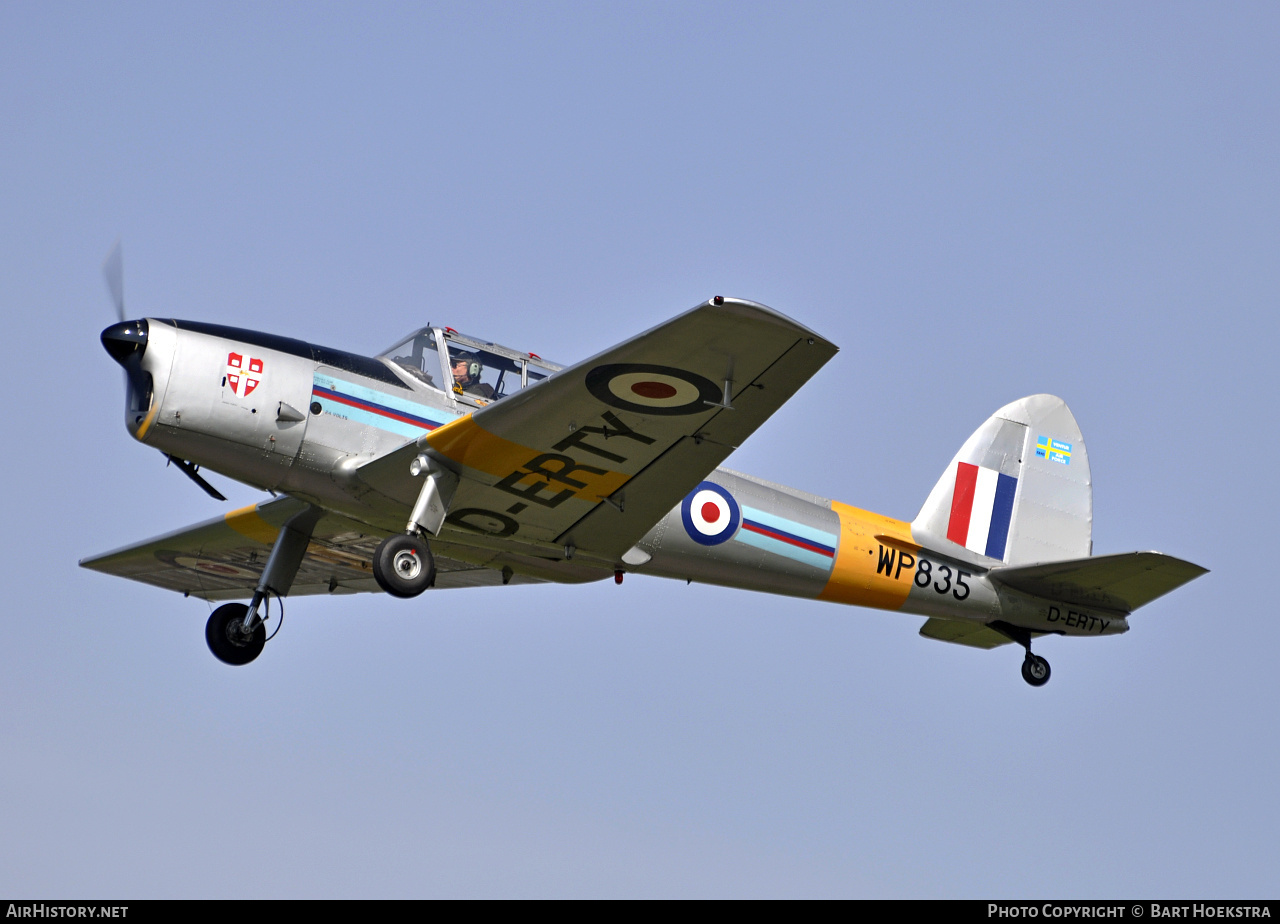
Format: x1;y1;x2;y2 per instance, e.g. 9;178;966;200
912;395;1092;565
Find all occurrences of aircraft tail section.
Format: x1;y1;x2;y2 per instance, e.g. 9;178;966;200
912;395;1092;565
988;551;1208;614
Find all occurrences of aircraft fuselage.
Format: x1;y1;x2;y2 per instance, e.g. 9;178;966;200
103;317;1128;643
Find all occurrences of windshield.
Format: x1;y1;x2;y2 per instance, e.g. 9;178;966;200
380;326;561;405
381;328;443;389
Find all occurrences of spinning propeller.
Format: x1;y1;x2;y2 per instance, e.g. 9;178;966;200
99;241;226;501
100;240;151;402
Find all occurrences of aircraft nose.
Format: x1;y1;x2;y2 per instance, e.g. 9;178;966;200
101;319;149;366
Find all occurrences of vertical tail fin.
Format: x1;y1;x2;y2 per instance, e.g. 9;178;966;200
912;395;1092;565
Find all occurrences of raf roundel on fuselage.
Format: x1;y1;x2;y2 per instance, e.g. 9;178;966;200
681;481;741;545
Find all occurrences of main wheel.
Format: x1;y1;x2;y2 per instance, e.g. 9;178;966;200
205;603;266;666
1021;653;1051;687
373;533;436;598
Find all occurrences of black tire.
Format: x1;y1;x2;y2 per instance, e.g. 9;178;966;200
373;533;436;598
1021;654;1051;687
205;603;266;666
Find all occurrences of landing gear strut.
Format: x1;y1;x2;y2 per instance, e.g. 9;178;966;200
371;451;455;598
990;620;1053;687
203;504;322;666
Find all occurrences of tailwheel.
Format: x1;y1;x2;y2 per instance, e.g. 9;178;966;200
1021;653;1051;687
205;602;266;666
373;533;436;598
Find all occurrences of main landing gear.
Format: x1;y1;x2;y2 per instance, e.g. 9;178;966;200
370;451;455;599
203;505;322;666
206;603;266;665
373;532;436;597
990;621;1052;687
202;455;454;664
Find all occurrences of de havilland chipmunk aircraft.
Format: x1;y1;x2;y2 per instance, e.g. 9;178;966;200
82;248;1207;685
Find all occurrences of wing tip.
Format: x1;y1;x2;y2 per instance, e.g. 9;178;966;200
707;296;835;348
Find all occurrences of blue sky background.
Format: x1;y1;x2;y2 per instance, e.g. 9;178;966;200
1;2;1276;897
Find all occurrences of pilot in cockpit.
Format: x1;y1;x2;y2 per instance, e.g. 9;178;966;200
451;351;495;399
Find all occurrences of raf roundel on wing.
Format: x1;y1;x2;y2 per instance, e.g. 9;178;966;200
585;363;722;416
681;481;741;546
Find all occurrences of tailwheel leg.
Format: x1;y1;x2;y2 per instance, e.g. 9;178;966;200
989;620;1052;687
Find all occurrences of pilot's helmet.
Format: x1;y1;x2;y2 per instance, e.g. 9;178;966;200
452;351;482;379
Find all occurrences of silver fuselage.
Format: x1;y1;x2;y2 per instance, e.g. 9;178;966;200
117;318;1128;640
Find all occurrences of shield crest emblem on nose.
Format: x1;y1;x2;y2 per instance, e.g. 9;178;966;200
225;352;264;396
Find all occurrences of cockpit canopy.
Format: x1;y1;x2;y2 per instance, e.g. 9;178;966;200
379;326;561;406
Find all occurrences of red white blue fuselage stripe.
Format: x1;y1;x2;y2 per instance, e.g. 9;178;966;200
310;373;454;438
736;505;837;571
312;385;442;430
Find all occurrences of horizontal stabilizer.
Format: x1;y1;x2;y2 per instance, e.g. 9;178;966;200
919;618;1018;649
988;551;1208;614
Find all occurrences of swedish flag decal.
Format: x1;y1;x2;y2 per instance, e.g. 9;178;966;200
1035;435;1072;465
